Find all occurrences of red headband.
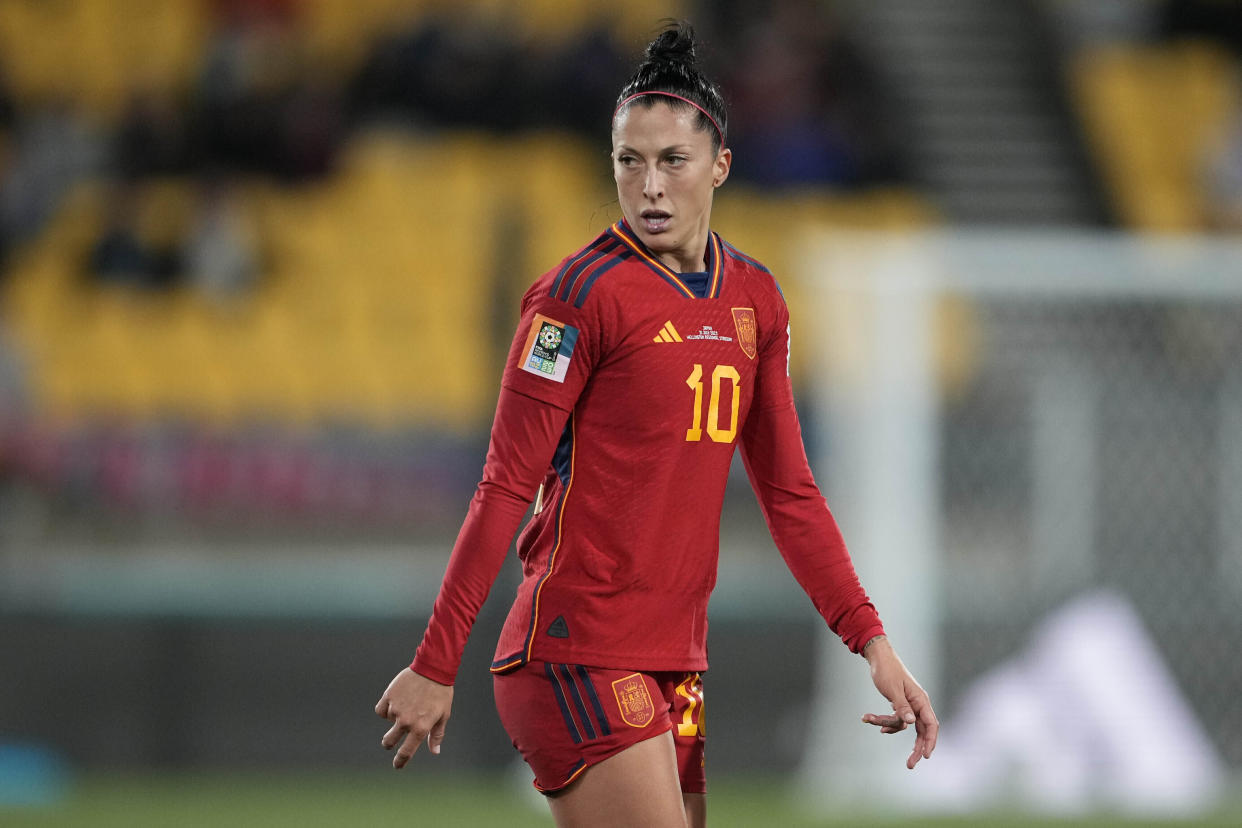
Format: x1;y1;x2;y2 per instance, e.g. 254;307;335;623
613;91;725;146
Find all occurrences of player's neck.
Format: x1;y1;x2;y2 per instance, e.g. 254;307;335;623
656;227;710;274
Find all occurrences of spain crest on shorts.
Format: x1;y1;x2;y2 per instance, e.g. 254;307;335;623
611;673;655;728
731;307;757;360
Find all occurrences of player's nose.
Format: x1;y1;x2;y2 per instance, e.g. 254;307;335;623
643;168;664;199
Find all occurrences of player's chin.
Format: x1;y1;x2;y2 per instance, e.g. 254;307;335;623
635;224;677;251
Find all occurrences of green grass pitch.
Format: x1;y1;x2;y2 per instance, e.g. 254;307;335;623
2;771;1239;827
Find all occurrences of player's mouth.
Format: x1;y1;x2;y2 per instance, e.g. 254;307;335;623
639;209;671;234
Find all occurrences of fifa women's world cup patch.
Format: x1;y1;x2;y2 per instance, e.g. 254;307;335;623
519;313;579;383
611;673;656;728
731;307;757;359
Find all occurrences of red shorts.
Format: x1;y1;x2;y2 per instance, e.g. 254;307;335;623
493;661;706;795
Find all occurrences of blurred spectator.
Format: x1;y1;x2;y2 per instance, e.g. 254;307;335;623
544;24;628;135
1203;107;1242;231
194;0;341;181
182;177;259;299
115;87;191;180
1159;0;1242;54
701;0;902;188
0;99;102;255
0;62;14;132
1045;0;1163;49
0;62;14;270
349;13;527;130
209;0;300;30
195;15;289;174
0;324;28;419
276;70;344;180
87;183;181;289
0;139;11;276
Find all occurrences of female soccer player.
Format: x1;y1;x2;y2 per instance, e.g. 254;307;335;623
375;22;937;827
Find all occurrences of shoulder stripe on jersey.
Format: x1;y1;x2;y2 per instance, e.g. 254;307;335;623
565;245;629;306
551;235;619;303
550;235;610;301
557;240;622;304
572;254;628;308
722;240;772;274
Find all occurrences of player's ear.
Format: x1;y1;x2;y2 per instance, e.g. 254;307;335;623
712;147;732;189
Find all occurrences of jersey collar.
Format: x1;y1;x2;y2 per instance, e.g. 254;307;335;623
609;219;724;299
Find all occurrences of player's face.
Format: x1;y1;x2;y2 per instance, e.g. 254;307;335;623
612;102;732;273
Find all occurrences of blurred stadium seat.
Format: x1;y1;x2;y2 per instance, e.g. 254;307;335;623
0;0;207;120
2;123;934;432
1072;39;1240;230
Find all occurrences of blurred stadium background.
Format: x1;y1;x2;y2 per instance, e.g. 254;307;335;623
1;0;1241;825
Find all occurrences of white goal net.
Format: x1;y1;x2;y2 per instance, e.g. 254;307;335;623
797;230;1242;813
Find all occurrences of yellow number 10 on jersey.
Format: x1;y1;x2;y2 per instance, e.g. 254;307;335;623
685;364;740;443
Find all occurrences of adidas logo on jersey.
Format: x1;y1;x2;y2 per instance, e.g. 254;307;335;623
652;321;682;343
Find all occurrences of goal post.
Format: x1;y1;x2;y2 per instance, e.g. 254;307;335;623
797;232;942;804
794;229;1242;812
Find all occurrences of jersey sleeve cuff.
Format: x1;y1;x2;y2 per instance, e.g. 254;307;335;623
846;623;888;655
409;656;456;687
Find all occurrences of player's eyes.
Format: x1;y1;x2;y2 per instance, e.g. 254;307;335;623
664;155;687;167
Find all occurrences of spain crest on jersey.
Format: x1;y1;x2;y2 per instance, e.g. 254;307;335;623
731;307;757;360
611;673;656;728
519;313;579;383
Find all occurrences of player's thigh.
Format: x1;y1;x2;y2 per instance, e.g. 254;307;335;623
547;729;686;828
683;792;706;828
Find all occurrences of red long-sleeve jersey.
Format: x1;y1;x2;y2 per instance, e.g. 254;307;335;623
411;220;884;685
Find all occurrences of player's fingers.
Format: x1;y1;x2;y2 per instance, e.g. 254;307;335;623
394;726;427;769
375;696;391;718
916;706;940;759
381;720;408;750
427;717;448;756
891;698;916;727
861;712;907;731
908;731;934;768
905;694;939;769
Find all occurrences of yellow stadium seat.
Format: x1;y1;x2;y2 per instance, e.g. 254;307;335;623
1072;41;1240;231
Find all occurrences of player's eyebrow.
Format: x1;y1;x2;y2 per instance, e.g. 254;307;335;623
613;143;695;155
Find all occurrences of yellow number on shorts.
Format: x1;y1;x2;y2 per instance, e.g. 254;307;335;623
675;674;705;738
685;364;739;443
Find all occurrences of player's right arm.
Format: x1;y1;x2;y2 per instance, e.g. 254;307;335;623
373;384;570;767
375;278;599;768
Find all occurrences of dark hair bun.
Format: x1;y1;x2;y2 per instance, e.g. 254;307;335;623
645;22;699;69
615;19;728;150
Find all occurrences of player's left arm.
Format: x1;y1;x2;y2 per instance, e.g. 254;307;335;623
738;286;937;768
737;292;881;653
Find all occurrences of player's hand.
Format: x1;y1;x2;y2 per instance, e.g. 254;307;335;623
860;635;939;770
374;667;454;769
